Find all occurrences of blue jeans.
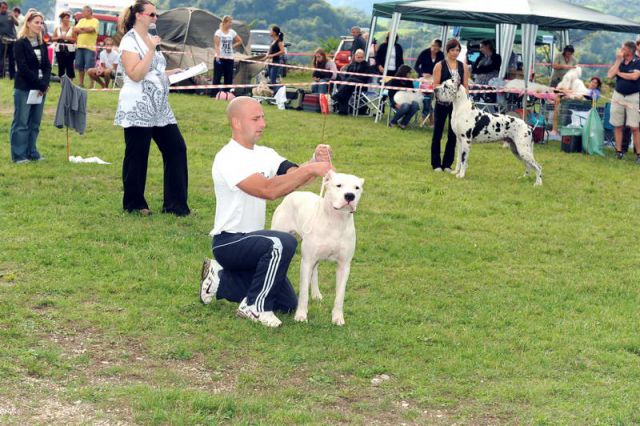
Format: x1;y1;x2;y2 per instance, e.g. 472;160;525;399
391;101;420;126
268;64;280;84
422;95;432;118
10;89;45;162
311;79;330;94
75;48;96;71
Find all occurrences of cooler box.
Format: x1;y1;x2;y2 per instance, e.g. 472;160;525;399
560;127;582;153
302;93;321;113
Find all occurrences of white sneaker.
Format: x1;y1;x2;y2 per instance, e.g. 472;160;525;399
433;167;443;172
199;258;221;305
236;298;282;328
444;167;452;172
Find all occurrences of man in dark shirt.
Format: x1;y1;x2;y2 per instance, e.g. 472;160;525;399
350;26;366;57
607;40;640;161
0;1;18;79
331;49;373;115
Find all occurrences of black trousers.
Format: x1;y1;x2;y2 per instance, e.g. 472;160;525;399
211;58;234;96
431;102;457;169
332;78;363;115
122;124;190;215
212;231;298;313
55;50;76;79
0;42;15;79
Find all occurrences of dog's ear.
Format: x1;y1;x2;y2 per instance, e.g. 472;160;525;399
324;170;335;183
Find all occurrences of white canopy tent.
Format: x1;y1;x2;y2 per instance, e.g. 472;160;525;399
370;0;640;119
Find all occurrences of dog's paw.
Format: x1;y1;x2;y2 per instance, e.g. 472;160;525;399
294;311;308;322
311;290;323;301
455;172;465;179
332;312;345;326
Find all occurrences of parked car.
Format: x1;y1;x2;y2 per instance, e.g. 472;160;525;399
334;36;353;70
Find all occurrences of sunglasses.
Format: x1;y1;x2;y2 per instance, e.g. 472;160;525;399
140;12;157;17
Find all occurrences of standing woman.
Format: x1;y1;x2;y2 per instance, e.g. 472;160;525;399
430;38;469;172
266;25;285;86
10;10;51;163
212;15;242;97
114;0;190;216
52;11;76;79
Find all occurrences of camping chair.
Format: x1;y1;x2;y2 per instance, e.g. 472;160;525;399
349;78;385;117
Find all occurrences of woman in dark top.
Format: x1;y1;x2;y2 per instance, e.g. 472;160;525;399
430;38;469;172
10;10;51;163
266;25;285;86
375;32;404;76
387;65;420;129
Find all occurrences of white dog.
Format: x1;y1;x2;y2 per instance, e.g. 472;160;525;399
271;171;364;326
435;76;543;186
556;66;590;99
252;70;274;97
394;90;423;106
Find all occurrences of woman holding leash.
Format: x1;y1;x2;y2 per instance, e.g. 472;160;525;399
212;15;242;98
430;38;469;172
10;10;51;163
114;0;190;216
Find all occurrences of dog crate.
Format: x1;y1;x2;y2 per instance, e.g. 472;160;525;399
560;126;583;153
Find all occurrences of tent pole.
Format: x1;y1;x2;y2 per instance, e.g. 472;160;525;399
375;12;401;123
366;16;378;62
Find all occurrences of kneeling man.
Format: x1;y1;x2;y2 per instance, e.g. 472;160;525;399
200;96;333;327
88;37;118;88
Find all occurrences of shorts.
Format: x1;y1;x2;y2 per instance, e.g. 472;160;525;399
75;48;96;71
610;91;640;127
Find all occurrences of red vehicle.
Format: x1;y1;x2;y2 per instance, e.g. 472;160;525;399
333;36;353;70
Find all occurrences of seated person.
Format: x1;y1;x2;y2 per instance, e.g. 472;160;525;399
331;49;374;115
585;76;602;101
387;65;420;129
311;47;337;94
471;39;501;102
87;37;118;88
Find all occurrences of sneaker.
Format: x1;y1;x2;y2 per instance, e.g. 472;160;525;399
236;298;282;328
636;156;640;165
14;159;30;164
199;258;221;305
616;151;624;160
444;167;452;172
433;167;443;172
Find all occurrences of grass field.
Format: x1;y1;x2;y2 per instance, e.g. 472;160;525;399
1;77;640;425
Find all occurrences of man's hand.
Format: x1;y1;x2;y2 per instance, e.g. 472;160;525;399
313;144;332;162
615;48;624;61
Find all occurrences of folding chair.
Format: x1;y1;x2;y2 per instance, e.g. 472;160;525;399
349;78;385;117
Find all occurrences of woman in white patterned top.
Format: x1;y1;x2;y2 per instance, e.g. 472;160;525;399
114;0;190;216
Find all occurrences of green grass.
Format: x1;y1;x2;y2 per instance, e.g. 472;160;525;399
1;77;640;424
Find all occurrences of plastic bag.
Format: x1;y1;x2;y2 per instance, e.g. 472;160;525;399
581;107;604;156
274;86;287;110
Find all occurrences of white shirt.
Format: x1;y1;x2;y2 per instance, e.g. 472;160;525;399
210;139;285;236
388;47;397;71
114;29;176;128
99;49;119;70
215;29;237;59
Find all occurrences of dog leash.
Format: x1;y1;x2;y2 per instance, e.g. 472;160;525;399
302;149;332;235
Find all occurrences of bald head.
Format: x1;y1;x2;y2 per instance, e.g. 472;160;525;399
226;96;266;148
226;96;260;122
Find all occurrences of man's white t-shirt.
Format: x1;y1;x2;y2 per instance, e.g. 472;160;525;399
99;49;119;70
215;29;237;59
210;139;286;236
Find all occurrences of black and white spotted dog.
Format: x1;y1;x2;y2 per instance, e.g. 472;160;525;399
434;76;543;186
